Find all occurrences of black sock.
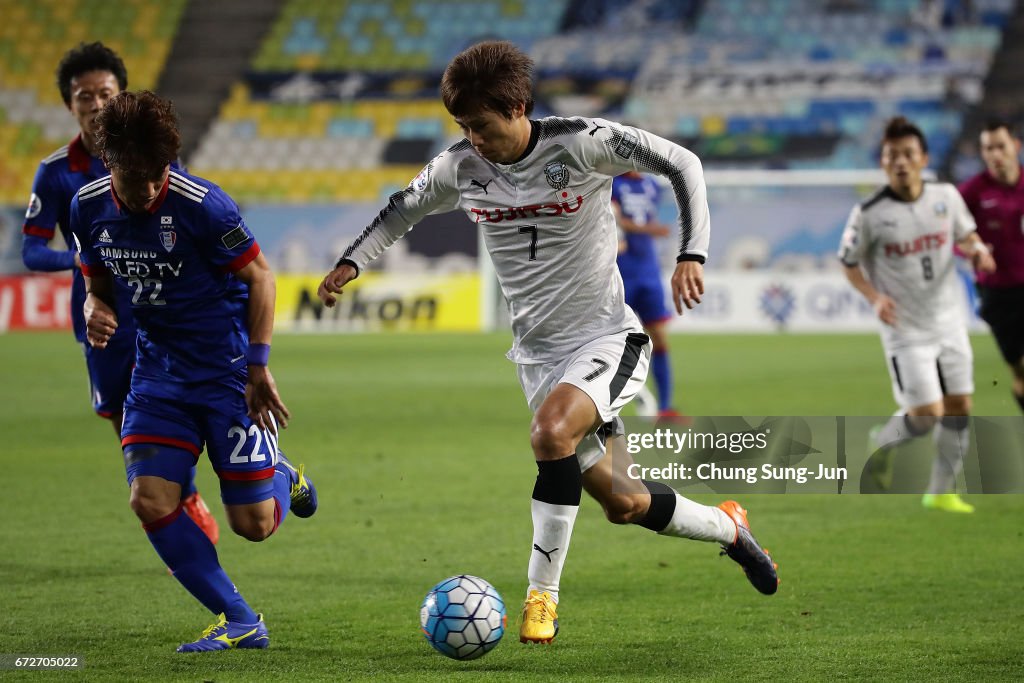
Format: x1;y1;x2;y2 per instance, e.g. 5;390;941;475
636;480;677;532
532;454;582;506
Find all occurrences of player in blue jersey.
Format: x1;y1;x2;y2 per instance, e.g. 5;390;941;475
612;171;683;418
71;91;318;652
21;42;219;544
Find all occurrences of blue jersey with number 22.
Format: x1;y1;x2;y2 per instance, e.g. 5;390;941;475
70;170;260;394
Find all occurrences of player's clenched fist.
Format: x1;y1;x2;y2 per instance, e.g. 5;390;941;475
968;243;996;275
317;263;358;307
83;293;117;348
872;293;898;326
670;260;704;314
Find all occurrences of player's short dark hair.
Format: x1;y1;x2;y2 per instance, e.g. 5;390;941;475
441;40;534;119
982;118;1018;138
56;42;128;106
95;91;180;175
882;116;928;154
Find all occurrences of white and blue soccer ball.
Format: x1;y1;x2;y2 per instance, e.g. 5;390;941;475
420;575;506;660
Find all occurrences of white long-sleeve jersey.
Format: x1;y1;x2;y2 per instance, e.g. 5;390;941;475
337;116;710;363
838;182;977;347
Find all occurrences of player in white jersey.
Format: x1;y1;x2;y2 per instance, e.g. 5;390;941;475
838;116;995;512
318;41;778;645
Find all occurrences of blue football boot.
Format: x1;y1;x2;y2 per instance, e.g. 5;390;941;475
176;613;269;653
276;452;318;518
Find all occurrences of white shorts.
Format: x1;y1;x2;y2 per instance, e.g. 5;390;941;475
517;330;651;472
884;329;974;410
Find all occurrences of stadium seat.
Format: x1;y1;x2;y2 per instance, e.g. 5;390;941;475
0;0;187;203
174;0;1015;202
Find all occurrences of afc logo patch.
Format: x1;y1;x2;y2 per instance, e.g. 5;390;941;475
25;192;42;219
160;230;177;252
412;163;431;192
544;161;570;190
933;202;948;217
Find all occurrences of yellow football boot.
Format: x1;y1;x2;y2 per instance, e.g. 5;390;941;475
922;493;975;514
519;589;558;644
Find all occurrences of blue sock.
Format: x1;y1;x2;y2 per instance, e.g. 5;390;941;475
271;461;292;530
144;505;258;624
651;349;673;411
180;465;198;500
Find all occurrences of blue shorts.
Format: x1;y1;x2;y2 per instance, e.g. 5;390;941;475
121;377;280;505
83;331;136;418
623;276;671;326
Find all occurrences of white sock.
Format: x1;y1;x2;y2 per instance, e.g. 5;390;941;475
527;499;579;603
658;494;735;545
928;419;970;494
875;411;930;449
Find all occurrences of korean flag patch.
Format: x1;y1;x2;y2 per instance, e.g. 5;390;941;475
221;223;250;249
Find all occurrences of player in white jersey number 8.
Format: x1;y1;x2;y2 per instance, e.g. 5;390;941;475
839;116;995;512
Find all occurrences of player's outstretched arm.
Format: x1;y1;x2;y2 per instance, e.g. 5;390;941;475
320;152;460;306
317;262;358;307
592;124;710;264
22;234;79;272
236;252;290;434
82;271;117;348
22;168;79;272
670;260;704;314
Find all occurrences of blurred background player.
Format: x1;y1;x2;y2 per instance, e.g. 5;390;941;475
20;42;218;544
72;91;317;652
839;116;995;512
319;40;777;647
958;120;1024;415
612;170;684;419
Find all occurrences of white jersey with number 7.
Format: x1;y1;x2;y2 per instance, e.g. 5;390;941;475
336;116;710;364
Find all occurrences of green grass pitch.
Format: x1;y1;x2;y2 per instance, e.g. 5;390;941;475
1;332;1022;681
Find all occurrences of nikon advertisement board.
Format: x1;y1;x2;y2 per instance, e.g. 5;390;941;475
275;272;480;332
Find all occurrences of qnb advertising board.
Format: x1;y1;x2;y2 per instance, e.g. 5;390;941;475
669;269;984;333
0;270;979;335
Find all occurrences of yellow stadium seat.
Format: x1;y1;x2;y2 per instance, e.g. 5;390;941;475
0;0;187;196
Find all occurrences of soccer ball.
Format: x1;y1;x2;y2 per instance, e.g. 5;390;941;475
420;575;507;660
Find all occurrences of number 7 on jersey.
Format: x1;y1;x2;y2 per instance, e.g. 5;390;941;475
518;225;538;261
